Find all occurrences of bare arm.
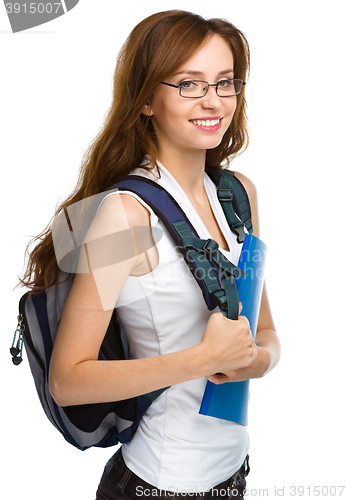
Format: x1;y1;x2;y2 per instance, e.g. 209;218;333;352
49;193;255;406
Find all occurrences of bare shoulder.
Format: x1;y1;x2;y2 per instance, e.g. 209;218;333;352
80;192;153;277
82;193;150;247
232;171;260;237
90;192;157;278
98;192;151;228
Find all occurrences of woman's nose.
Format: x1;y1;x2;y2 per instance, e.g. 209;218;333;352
200;86;222;109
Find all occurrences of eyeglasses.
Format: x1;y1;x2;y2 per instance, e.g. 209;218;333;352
160;79;246;98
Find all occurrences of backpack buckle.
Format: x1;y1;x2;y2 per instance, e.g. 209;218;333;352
231;218;253;243
217;188;233;202
210;289;228;311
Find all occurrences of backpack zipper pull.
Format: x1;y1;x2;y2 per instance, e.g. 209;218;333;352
10;314;24;365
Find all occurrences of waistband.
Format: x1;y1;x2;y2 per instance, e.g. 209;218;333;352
104;447;250;499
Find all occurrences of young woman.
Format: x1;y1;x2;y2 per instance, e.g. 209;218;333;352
20;10;280;500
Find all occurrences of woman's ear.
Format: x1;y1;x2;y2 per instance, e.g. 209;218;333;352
141;102;154;117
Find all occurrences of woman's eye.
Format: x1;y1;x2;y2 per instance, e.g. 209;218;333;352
218;79;233;87
180;81;196;89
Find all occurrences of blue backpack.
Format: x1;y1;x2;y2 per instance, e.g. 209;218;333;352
10;167;252;451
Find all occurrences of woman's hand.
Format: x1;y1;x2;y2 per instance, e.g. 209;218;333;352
198;298;276;385
197;309;256;378
206;344;270;384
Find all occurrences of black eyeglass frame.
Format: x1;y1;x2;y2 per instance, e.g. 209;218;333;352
160;79;246;98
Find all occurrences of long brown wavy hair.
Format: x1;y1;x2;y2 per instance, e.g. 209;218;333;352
19;10;250;293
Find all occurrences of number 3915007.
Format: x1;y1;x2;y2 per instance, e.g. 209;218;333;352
5;3;63;14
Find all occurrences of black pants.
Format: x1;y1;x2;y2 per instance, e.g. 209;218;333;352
96;448;250;500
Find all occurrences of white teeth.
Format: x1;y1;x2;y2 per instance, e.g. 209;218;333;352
191;119;220;127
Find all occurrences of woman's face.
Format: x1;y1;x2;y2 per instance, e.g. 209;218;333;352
145;34;238;160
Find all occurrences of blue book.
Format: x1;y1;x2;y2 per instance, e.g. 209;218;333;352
199;234;267;425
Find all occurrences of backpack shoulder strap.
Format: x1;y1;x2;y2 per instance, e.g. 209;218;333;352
205;167;253;243
110;176;219;310
109;175;246;320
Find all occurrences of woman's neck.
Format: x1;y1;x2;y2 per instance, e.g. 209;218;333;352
157;148;206;204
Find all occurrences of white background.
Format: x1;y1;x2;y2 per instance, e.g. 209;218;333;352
1;1;345;499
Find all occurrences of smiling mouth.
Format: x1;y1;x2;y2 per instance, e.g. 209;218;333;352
190;118;222;127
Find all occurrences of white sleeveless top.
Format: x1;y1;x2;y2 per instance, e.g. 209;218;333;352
107;163;249;493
